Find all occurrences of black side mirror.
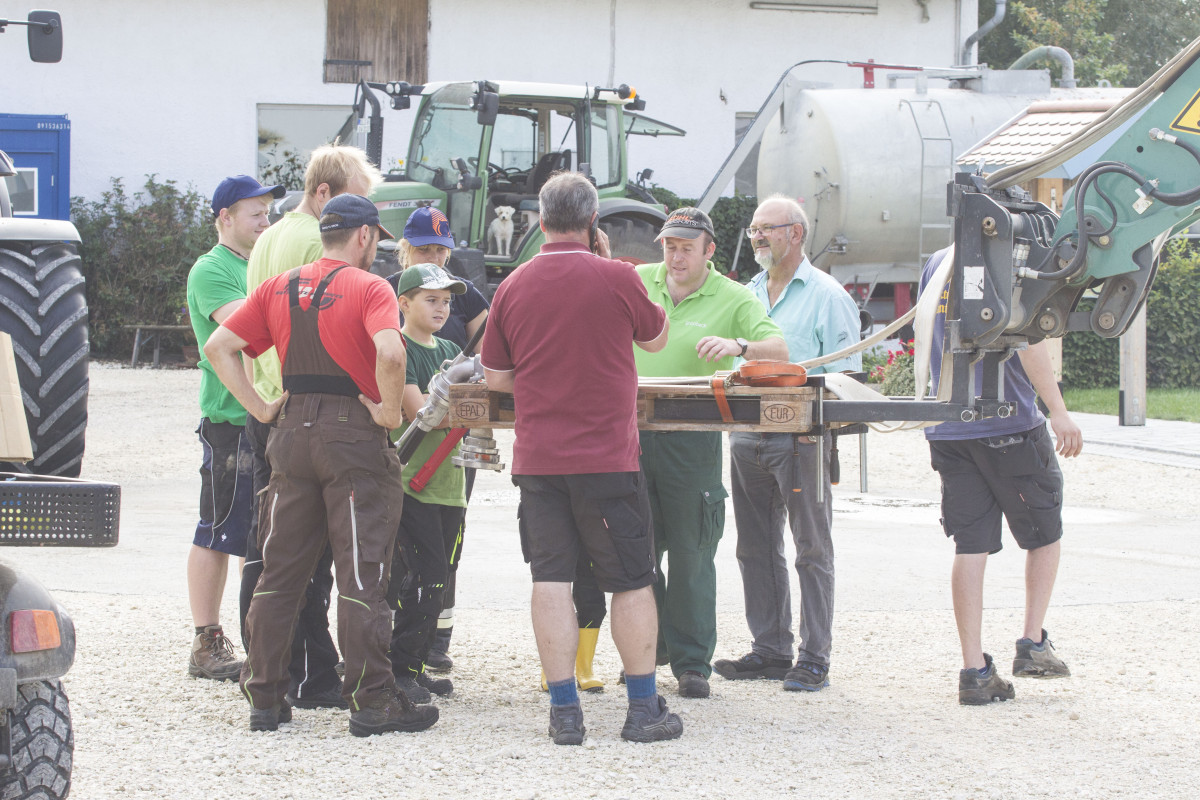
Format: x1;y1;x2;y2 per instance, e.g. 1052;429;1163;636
470;85;499;126
27;11;62;63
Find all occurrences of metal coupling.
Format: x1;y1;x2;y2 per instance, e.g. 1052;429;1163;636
452;429;505;471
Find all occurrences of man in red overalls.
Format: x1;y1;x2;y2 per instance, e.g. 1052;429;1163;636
205;194;438;736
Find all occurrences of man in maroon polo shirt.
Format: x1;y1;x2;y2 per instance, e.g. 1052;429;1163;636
481;171;681;745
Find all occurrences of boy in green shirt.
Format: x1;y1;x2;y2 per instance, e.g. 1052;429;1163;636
184;174;282;681
387;264;469;703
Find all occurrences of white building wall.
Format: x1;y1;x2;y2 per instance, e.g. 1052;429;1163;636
431;0;978;199
1;0;349;201
1;0;979;203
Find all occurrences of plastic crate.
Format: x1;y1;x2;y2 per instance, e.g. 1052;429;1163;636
0;473;120;547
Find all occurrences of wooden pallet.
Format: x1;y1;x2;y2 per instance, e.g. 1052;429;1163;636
446;382;831;433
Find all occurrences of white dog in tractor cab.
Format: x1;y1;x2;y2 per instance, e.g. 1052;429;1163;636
488;205;516;257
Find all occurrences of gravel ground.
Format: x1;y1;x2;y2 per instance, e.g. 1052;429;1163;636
14;362;1198;799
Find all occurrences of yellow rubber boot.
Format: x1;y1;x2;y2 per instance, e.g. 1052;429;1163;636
540;669;548;692
576;627;604;692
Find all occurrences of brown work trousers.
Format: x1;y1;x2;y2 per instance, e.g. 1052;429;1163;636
241;392;404;712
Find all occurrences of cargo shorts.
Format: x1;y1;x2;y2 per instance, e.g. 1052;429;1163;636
513;471;656;593
929;423;1064;555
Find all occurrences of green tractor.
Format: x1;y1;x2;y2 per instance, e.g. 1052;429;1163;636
342;79;684;292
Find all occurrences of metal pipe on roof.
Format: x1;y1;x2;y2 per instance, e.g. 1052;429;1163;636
1010;46;1078;89
961;0;1006;66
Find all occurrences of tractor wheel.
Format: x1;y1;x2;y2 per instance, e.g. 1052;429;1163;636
0;240;89;477
0;680;73;800
600;216;661;265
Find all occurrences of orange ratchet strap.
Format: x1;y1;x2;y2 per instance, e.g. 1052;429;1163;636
710;360;809;424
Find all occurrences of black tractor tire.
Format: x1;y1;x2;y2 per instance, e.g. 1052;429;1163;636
0;240;89;477
0;680;73;800
600;216;661;265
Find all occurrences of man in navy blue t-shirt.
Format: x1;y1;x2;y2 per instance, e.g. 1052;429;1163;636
920;247;1082;705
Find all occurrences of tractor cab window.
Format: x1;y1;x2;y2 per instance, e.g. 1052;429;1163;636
406;83;484;191
588;104;621;188
487;109;538;194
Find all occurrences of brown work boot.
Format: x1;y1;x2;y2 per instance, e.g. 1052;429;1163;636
349;687;439;737
188;625;243;681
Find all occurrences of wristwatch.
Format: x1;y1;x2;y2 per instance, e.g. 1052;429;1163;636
736;337;749;357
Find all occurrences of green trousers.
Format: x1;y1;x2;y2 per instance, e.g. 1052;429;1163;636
639;430;727;679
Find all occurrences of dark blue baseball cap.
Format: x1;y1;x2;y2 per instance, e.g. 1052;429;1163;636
319;194;395;239
211;175;285;218
403;205;455;247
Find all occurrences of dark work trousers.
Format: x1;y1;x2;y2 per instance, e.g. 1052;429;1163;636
242;393;403;711
387;495;466;677
642;430;726;679
241;414;341;698
435;467;476;633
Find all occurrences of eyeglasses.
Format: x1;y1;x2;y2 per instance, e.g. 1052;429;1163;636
744;223;795;239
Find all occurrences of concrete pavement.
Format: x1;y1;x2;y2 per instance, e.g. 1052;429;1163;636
1073;411;1200;470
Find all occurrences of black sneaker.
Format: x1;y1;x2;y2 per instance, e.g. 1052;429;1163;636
426;647;453;673
287;682;349;710
249;701;292;732
349;688;439;737
395;674;433;705
548;702;586;746
677;670;710;698
783;661;829;692
416;671;453;697
621;694;683;743
1013;629;1070;678
713;652;792;681
959;653;1016;705
427;628;453;672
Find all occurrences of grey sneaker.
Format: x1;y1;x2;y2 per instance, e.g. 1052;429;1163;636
249;701;292;732
349;688;438;737
713;651;792;681
188;626;243;682
677;670;710;698
548;702;586;745
395;674;433;705
959;653;1016;705
783;661;829;692
621;695;683;743
1013;629;1070;678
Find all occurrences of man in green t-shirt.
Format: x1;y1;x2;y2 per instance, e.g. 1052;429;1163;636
386;264;469;705
239;144;382;710
634;208;787;700
184;174;282;681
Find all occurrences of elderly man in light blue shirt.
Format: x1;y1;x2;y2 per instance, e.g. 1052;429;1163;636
713;195;861;693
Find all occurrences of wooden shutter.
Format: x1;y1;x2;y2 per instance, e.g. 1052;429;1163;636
324;0;428;84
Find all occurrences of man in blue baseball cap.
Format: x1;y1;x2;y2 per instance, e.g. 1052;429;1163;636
211;174;285;219
184;174;284;683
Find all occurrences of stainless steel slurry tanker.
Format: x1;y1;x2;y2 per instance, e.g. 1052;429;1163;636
698;54;1127;325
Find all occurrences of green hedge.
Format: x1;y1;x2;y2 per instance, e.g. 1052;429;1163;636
72;176;216;358
1063;239;1200;389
